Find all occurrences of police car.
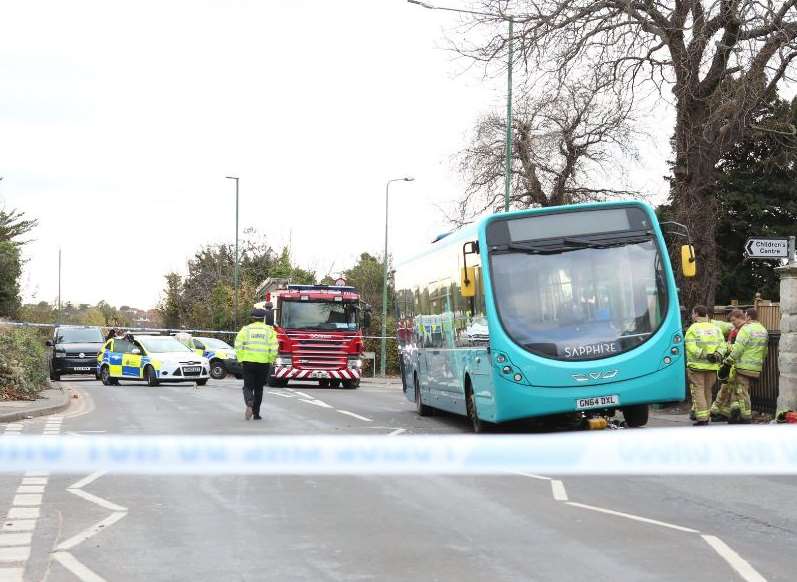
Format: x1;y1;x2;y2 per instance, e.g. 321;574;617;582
173;333;242;380
96;334;210;387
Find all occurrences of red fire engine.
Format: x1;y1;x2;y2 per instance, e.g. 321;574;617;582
254;278;371;389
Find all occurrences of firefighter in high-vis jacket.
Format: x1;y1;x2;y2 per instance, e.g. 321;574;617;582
720;308;769;424
235;308;279;421
710;308;746;422
685;305;727;426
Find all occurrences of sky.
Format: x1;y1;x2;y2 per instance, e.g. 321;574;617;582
0;0;675;310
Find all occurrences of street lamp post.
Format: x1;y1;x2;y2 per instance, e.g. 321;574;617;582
408;0;515;212
381;177;415;377
225;176;239;329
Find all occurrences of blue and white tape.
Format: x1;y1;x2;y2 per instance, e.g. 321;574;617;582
1;427;796;474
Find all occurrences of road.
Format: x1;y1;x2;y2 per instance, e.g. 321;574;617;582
1;377;795;582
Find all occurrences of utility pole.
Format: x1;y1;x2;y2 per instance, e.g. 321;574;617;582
408;0;515;212
225;176;239;329
57;248;62;322
381;177;415;377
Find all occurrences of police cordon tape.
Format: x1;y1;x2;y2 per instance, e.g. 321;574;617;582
1;427;796;475
0;320;398;340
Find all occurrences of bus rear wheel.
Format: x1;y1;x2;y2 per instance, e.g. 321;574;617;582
622;404;649;428
415;374;433;417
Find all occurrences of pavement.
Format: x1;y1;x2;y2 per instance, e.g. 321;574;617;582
0;375;795;581
0;387;71;423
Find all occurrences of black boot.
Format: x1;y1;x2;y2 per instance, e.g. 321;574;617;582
692;420;709;426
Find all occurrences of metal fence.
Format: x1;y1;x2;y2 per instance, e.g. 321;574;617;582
751;332;780;415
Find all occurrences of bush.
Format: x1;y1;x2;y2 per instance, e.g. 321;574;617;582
0;326;49;400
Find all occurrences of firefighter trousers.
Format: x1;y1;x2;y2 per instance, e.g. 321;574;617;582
687;370;716;422
731;373;753;421
711;383;732;417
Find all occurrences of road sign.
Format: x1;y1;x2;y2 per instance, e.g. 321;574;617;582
744;238;789;259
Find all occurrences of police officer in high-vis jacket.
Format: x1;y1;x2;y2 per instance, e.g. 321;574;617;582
234;308;279;420
685;305;727;426
721;308;768;424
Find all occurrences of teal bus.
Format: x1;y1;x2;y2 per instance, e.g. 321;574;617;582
394;201;694;431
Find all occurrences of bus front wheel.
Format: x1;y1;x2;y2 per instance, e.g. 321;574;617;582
621;404;649;428
465;379;487;433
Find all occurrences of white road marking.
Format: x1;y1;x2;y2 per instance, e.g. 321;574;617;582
514;472;552;481
23;472;48;478
290;390;314;399
0;534;31;547
56;512;127;551
66;489;127;512
387;428;406;436
0;567;23;581
1;521;35;533
566;502;699;533
69;471;107;490
52;551;107;582
20;478;47;486
0;547;30;562
337;410;373;422
551;480;568;501
6;509;38;520
268;391;295;398
15;486;44;495
11;495;41;507
299;399;333;409
702;535;768;582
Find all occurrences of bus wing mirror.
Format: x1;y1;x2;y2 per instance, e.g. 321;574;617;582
461;266;476;297
681;245;697;278
362;311;372;329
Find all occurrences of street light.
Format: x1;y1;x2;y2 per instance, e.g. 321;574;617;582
408;0;515;213
225;176;239;329
381;176;415;377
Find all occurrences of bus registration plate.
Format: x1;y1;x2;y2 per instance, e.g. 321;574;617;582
576;394;619;410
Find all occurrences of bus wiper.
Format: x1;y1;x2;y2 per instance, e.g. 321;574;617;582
491;242;552;255
562;234;653;249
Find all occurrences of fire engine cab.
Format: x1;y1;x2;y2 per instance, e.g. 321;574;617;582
254;278;371;389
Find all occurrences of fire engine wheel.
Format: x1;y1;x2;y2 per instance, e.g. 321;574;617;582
319;379;330;388
209;360;227;380
329;379;341;388
342;379;359;389
267;375;287;388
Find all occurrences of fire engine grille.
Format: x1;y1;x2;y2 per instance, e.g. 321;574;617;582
289;335;351;370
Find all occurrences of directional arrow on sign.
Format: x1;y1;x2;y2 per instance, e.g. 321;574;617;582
744;237;789;259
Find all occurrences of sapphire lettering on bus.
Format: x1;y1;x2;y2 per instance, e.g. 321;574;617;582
561;342;620;359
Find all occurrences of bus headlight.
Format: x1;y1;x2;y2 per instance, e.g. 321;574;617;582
348;357;363;369
663;356;672;365
502;366;512;374
276;356;292;367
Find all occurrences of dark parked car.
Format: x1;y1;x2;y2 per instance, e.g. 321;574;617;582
47;326;105;380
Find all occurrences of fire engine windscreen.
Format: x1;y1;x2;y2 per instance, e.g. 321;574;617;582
280;301;360;331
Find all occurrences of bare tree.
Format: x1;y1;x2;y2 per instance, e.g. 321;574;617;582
454;0;797;307
455;73;639;222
